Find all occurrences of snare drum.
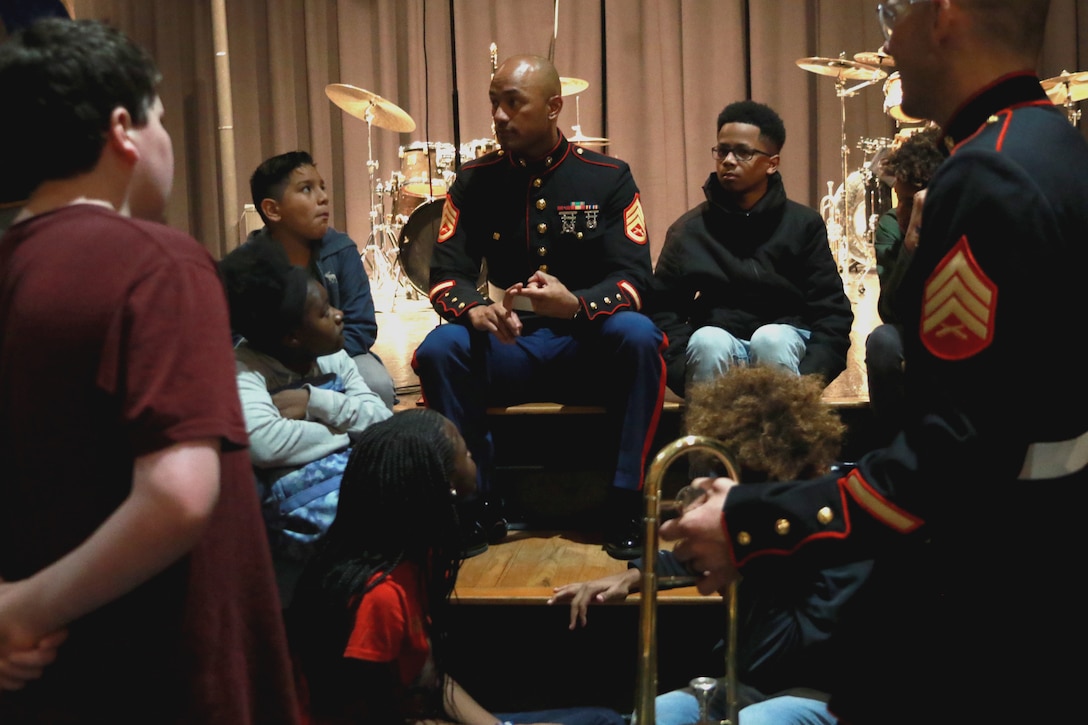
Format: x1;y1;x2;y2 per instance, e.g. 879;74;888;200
398;141;456;198
882;72;923;125
397;198;487;296
460;137;500;160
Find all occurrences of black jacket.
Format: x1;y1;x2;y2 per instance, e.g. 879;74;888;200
649;172;852;395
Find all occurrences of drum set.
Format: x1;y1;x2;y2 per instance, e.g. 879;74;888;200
800;52;1088;294
325;74;605;308
796;51;911;292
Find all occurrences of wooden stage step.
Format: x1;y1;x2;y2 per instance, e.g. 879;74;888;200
453;529;711;605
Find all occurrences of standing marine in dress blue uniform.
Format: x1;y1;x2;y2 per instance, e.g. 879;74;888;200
661;2;1088;723
413;54;666;560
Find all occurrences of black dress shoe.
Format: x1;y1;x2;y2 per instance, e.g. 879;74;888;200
479;494;509;543
604;517;644;560
460;519;489;559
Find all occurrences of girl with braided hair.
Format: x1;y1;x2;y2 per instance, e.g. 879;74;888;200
288;408;623;725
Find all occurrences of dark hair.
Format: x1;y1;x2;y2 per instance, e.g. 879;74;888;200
250;150;316;225
716;100;786;152
288;408;466;721
0;18;160;198
218;240;311;350
683;366;845;481
882;126;943;190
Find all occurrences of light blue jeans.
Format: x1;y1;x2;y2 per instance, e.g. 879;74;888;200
654;689;837;725
684;324;810;388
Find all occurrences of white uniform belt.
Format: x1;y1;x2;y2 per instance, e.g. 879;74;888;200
487;282;534;312
1018;428;1088;480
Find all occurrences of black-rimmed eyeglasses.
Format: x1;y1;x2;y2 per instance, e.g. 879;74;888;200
877;0;932;41
711;145;774;163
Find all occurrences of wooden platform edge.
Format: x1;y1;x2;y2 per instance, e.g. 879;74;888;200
451;586;715;605
485;394;868;416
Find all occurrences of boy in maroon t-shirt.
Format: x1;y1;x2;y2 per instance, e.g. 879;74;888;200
0;18;300;723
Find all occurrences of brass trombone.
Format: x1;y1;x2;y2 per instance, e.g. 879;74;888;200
635;435;741;725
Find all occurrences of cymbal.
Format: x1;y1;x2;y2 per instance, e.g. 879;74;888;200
796;56;887;81
1040;70;1088;104
560;77;590;96
853;50;896;69
569;133;609;147
325;83;416;133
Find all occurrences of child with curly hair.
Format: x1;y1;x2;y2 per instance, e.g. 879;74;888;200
550;365;868;725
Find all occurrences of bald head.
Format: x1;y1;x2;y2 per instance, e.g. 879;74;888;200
495;55;562;99
489;54;564;158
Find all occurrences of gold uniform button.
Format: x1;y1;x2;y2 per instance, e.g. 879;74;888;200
545;156;553;165
537;247;547;256
533;178;542;188
775;518;791;536
576;147;584;155
537;223;548;234
519;159;527;167
458;302;465;309
539;264;548;272
492;232;501;240
576;232;583;239
536;199;546;210
589;302;598;310
986;114;1000;124
736;531;751;546
604;296;611;304
817;507;834;525
497;149;505;157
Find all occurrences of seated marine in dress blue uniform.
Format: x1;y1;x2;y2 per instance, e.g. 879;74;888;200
412;54;666;560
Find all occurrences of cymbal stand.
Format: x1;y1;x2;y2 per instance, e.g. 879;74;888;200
854;138;890;293
571;94;584;138
1058;83;1083;126
360;108;412;311
833;69;883;294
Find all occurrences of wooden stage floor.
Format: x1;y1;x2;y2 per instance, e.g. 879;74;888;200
451;528;709;604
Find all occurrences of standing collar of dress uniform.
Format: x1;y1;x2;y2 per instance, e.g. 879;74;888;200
507;132;571;174
939;71;1048;154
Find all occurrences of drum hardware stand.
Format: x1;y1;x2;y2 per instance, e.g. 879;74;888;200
360;108;415;311
324;83;419;311
564;83;610;147
797;53;887;295
1060;95;1082;127
834;73;884;293
852;138;892;294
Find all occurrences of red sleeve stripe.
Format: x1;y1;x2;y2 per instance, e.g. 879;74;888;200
842;469;924;534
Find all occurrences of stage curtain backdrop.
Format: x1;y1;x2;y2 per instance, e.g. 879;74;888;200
63;0;1088;262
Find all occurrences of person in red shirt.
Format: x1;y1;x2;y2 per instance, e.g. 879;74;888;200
289;408;623;724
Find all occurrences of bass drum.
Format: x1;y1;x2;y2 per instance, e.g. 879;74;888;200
397;198;488;297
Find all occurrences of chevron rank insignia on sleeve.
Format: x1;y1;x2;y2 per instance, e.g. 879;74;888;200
921;235;996;360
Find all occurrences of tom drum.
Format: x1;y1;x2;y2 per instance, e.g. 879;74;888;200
460;137;500;160
398;141;456;198
397;198;488;296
